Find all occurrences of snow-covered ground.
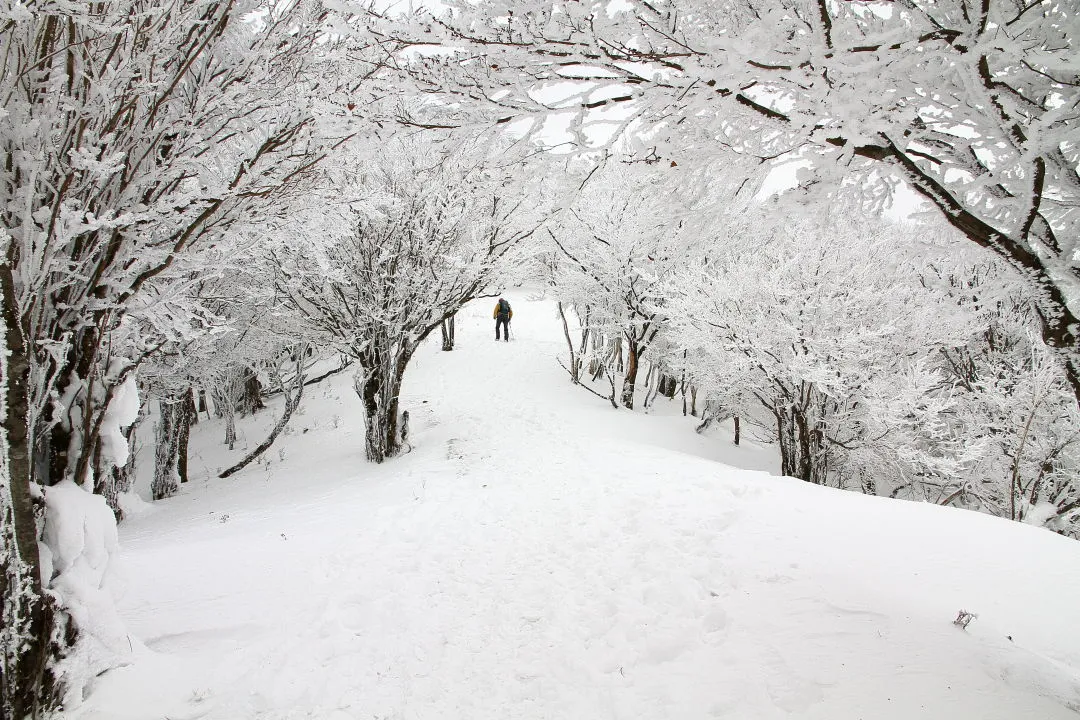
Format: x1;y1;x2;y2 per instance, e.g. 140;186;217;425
64;291;1080;720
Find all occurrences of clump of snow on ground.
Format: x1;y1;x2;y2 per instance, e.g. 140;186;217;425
59;292;1080;720
43;480;136;708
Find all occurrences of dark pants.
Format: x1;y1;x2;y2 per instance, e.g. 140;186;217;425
495;316;510;341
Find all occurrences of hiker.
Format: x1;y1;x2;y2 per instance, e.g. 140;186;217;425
494;297;512;341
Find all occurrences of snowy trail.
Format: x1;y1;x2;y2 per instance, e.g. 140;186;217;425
68;291;1080;720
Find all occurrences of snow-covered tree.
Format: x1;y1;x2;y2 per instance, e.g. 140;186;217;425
899;262;1080;535
0;297;50;720
668;201;1079;535
548;159;715;409
368;0;1080;400
272;137;544;462
132;216;349;492
0;1;391;712
670;208;974;486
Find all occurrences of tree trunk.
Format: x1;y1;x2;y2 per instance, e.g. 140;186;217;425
775;403;826;484
1;261;60;720
440;315;456;351
642;363;661;410
238;366;264;417
733;415;740;447
356;342;411;463
696;404;714;434
620;338;640;410
152;397;183;500
220;359;306;478
680;359;688;416
175;389;195;484
557;302;581;383
42;325;104;489
776;406;799;479
213;386;237;450
95;421;138;521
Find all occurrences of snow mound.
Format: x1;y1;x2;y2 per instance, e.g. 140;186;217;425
43;480;137;708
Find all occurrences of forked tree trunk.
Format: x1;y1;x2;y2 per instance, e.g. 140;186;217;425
212;385;237;450
557;302;581;383
774;404;826;484
642;363;661;410
440;315;456;351
776;407;799;479
356;342;412;463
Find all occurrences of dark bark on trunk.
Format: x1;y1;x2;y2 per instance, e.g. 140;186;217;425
775;403;825;484
734;416;741;446
440;315;456;351
621;338;640;409
776;407;798;479
152;397;182;500
642;363;660;410
175;389;195;484
2;261;60;720
679;356;688;415
357;343;411;463
239;367;264;417
95;422;137;521
55;326;104;489
696;404;715;434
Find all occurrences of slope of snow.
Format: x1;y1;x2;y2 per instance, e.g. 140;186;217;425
62;291;1080;720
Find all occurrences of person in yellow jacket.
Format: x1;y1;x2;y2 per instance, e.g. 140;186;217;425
494;297;512;341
